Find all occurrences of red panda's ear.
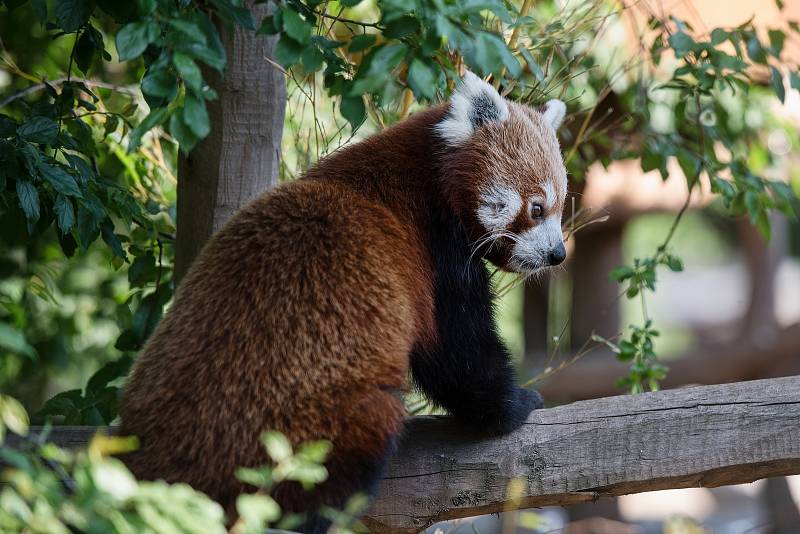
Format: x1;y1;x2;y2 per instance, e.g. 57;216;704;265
435;71;509;146
539;99;566;130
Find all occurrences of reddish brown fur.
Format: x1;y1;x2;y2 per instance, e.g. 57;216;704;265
120;109;451;515
120;100;564;520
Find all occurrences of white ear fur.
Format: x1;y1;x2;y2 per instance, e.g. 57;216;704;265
435;71;510;146
540;99;566;130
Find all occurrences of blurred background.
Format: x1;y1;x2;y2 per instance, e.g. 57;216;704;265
2;0;799;532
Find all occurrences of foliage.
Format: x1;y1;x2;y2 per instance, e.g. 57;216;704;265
0;0;798;473
261;0;520;129
0;401;344;533
594;12;800;392
0;0;246;416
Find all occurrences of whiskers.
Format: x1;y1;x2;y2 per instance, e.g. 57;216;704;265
464;230;518;278
562;203;609;242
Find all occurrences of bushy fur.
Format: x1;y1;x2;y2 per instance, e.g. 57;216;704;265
120;73;567;532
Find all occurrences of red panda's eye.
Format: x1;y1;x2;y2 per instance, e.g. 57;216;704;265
530;204;544;219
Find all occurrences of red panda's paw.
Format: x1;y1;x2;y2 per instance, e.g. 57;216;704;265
489;387;543;436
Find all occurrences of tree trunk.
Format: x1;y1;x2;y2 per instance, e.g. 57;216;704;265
174;2;286;284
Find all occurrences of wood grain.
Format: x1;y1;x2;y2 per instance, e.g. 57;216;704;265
10;376;800;533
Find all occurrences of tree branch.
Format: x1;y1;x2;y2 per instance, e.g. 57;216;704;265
10;376;800;533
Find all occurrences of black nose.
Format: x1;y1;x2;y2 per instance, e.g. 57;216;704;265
548;243;566;266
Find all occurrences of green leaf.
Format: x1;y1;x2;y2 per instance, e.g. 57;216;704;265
38;162;83;197
348;34;376;53
274;35;304;67
116;21;160;61
236;466;274;488
744;190;761;221
54;194;75;233
297;440;332;463
169;112;200;153
210;0;256;30
128;252;156;285
76;200;104;249
182;96;210;138
65;153;95;183
131;291;163;342
16;180;40;224
127;107;170;152
101;219;127;260
0;114;17;137
86;355;133;395
340;95;366;130
0;324;37;360
141;67;178;99
301;45;325;72
609;265;634;282
166;18;209;45
468;33;520;77
790;71;800;91
665;255;683;272
711;176;735;198
768;29;786;55
55;0;94;32
746;35;767;64
756;209;771;240
341;0;362;5
383;16;420;39
771;66;785;103
173;52;203;92
38;389;82;421
349;43;407;94
261;431;292;462
31;0;47;22
75;29;96;73
668;31;695;56
236;494;281;526
280;7;312;44
176;13;227;71
1;394;30;440
710;28;728;45
17;116;58;144
407;59;436;99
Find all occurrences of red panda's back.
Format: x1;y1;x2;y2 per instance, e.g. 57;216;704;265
119;177;430;510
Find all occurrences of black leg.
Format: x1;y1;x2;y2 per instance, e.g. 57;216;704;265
411;208;543;435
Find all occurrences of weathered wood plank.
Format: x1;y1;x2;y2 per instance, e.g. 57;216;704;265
368;375;800;532
10;376;800;533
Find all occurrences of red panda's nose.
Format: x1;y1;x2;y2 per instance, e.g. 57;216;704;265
547;243;566;266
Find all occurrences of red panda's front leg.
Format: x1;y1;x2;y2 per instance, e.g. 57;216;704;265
410;210;543;435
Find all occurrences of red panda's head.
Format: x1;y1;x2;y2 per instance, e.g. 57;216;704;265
435;71;568;274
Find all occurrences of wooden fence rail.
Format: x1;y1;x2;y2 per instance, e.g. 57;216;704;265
11;375;800;533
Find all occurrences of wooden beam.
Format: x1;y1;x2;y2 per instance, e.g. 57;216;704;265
10;376;800;533
369;375;800;531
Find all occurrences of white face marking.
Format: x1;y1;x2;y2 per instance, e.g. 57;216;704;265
541;181;556;210
435;71;510;146
510;215;564;272
477;185;522;233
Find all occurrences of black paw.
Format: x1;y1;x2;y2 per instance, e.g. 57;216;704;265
487;387;543;436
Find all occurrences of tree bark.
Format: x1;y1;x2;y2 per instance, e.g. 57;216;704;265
174;2;286;284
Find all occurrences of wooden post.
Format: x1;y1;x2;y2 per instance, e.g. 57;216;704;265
13;376;800;533
174;2;286;284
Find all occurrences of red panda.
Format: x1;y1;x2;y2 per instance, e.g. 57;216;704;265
119;71;568;532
